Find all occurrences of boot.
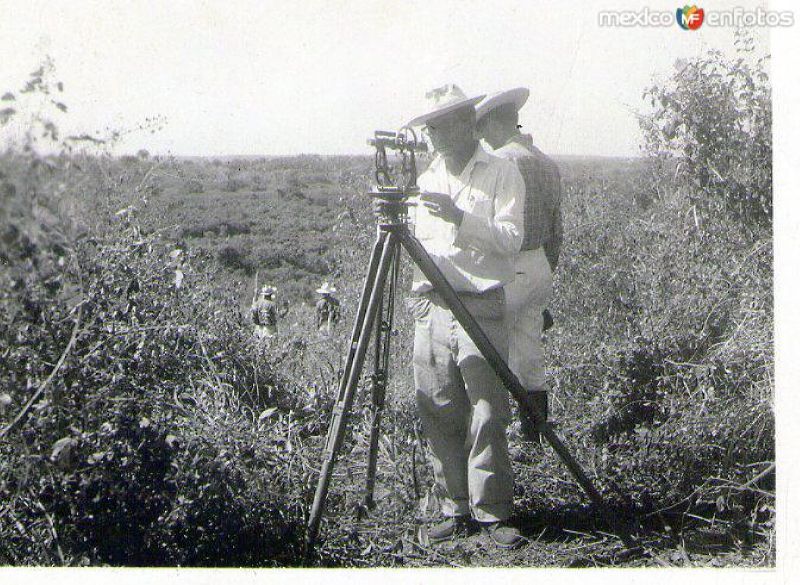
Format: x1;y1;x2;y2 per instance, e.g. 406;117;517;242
521;390;548;442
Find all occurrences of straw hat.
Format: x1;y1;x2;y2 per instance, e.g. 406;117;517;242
315;282;337;295
406;84;485;127
260;284;277;296
475;87;530;121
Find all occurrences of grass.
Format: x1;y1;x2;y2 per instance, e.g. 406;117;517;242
0;150;774;567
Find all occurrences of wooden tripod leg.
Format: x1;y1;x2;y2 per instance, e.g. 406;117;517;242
363;244;401;511
306;230;398;554
398;229;640;552
363;369;386;511
339;229;387;384
363;286;386;512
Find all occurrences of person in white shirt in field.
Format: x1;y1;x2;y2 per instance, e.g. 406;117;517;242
315;281;340;335
393;84;527;548
476;88;564;443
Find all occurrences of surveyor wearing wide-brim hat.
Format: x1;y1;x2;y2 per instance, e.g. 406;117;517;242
315;282;337;295
474;87;530;123
315;281;340;334
475;87;564;444
252;284;278;340
406;84;485;128
397;83;528;549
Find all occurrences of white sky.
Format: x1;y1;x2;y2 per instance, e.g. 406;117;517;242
1;0;771;156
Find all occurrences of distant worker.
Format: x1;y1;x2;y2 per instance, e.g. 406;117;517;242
476;87;563;442
315;281;340;335
251;285;278;340
169;248;186;291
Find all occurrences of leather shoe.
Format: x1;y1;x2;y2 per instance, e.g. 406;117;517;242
480;521;525;549
427;515;472;543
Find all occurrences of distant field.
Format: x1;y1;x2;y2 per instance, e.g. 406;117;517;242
136;154;646;304
135;155;373;305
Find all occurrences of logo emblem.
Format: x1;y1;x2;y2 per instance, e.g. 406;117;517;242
676;5;704;30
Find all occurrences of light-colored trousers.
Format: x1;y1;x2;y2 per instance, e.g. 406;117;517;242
504;248;553;392
410;291;513;522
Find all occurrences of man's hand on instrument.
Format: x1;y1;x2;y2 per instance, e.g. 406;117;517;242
420;191;464;226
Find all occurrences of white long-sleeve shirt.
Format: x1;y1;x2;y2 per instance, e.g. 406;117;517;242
411;143;525;293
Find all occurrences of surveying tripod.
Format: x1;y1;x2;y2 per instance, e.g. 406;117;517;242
305;129;640;557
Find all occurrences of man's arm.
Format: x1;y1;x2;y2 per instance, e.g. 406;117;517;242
453;162;525;256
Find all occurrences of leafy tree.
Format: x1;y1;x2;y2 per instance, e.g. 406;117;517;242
640;31;771;231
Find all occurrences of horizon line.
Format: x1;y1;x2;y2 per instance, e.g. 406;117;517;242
129;151;647;160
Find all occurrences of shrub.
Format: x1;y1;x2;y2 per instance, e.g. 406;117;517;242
184;178;205;194
222;176;247;193
181;220;251;239
0;178;317;564
217;244;253;273
617;35;775;517
550;149;773;520
0;66;324;564
640;31;771;230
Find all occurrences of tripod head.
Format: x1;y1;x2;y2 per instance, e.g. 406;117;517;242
367;127;427;226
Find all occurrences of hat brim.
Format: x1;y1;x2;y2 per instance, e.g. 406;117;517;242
475;88;530;121
316;288;336;294
406;95;485;128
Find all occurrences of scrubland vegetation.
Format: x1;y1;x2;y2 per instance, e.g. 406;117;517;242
0;37;773;567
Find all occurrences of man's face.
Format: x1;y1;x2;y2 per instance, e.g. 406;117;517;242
477;105;518;149
476;113;504;150
424;107;476;156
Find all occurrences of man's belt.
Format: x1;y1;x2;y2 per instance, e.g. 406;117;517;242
418;287;506;320
419;286;504;301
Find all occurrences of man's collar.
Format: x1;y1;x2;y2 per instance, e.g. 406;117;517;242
492;133;534;157
514;134;533;148
507;133;534;150
472;142;493;165
431;142;491;177
461;142;493;178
